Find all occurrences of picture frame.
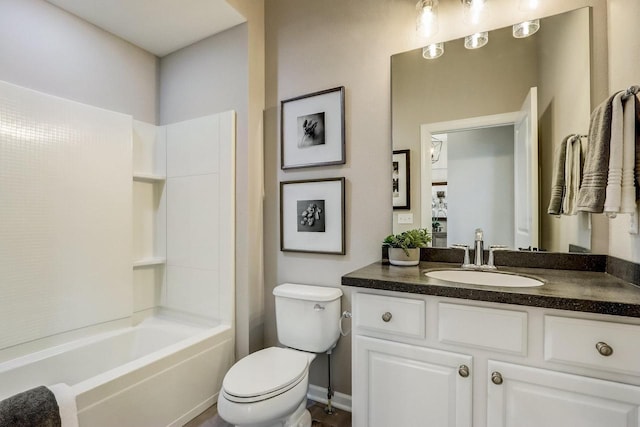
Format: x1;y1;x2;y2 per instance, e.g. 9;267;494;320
280;177;345;255
392;149;410;210
281;86;345;170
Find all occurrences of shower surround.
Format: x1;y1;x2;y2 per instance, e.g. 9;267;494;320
0;80;236;425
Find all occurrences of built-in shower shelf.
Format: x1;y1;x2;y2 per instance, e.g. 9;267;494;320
133;257;166;268
133;173;166;183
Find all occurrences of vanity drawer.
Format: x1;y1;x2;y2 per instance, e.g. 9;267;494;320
438;303;528;355
545;316;640;375
354;293;425;339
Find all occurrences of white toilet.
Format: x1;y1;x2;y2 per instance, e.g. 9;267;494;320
217;283;343;427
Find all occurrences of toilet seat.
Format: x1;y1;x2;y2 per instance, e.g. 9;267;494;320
222;347;309;403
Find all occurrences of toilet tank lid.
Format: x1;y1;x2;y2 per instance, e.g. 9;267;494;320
273;283;343;302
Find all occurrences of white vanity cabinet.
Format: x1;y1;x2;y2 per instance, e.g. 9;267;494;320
354;336;472;427
487;360;640;427
352;293;472;427
351;290;640;427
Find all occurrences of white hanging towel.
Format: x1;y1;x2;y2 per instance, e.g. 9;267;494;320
620;93;638;213
563;135;583;215
49;383;79;427
604;91;625;216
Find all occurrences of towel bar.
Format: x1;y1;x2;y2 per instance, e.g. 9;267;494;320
622;85;639;100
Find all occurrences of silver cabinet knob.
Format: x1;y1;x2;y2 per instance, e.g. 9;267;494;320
596;341;613;357
381;312;392;322
491;371;503;385
458;365;470;378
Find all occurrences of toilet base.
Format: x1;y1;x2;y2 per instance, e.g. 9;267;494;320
284;399;312;427
228;399;311;427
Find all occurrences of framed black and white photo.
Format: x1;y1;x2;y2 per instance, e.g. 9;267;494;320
281;87;345;169
280;177;345;254
392;149;410;210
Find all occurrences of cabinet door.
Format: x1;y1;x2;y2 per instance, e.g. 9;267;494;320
487;361;640;427
353;335;472;427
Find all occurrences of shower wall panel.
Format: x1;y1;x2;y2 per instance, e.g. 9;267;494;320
0;81;133;350
164;112;235;323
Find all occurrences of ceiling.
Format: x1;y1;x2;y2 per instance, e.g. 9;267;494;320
46;0;246;57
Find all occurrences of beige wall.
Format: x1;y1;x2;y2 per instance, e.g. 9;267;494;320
264;0;623;396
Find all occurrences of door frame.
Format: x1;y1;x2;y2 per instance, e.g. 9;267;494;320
420;111;520;232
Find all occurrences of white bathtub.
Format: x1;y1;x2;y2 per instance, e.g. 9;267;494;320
0;316;234;427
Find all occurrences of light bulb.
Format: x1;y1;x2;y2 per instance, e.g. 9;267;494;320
461;0;487;25
416;0;439;38
513;20;540;38
422;43;444;59
464;32;488;49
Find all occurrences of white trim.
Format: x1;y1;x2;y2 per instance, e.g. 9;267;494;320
422;111;521;134
132;257;166;268
307;384;352;412
132;172;166;183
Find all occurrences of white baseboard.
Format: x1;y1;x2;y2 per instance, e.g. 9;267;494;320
307;384;352;413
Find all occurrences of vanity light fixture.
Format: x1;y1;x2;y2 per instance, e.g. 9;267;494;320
513;19;540;38
416;0;439;39
461;0;487;25
422;43;444;59
519;0;539;10
464;31;488;49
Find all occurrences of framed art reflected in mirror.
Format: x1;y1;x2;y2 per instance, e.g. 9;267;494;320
393;149;410;210
432;182;447;221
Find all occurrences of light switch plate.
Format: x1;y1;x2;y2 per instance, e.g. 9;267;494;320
397;213;414;224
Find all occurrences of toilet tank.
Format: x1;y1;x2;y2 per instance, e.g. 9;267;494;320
273;283;343;353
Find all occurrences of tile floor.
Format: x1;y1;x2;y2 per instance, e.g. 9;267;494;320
184;400;352;427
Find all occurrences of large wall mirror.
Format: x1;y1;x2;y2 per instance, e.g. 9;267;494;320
392;7;594;253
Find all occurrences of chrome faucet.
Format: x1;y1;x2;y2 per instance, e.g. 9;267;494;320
451;244;472;268
453;229;508;269
473;228;484;267
486;245;508;269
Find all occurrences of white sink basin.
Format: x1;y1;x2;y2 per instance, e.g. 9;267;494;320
425;269;544;288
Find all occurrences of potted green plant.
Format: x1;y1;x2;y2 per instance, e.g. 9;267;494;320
383;228;431;266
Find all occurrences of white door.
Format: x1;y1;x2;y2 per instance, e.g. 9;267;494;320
487;360;640;427
353;335;472;427
514;87;539;250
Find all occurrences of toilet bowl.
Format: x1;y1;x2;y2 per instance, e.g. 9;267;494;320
217;283;343;427
217;347;315;427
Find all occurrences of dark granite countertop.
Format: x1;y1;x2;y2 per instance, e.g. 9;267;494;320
342;261;640;318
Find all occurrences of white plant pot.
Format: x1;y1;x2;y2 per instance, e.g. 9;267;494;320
389;248;420;266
